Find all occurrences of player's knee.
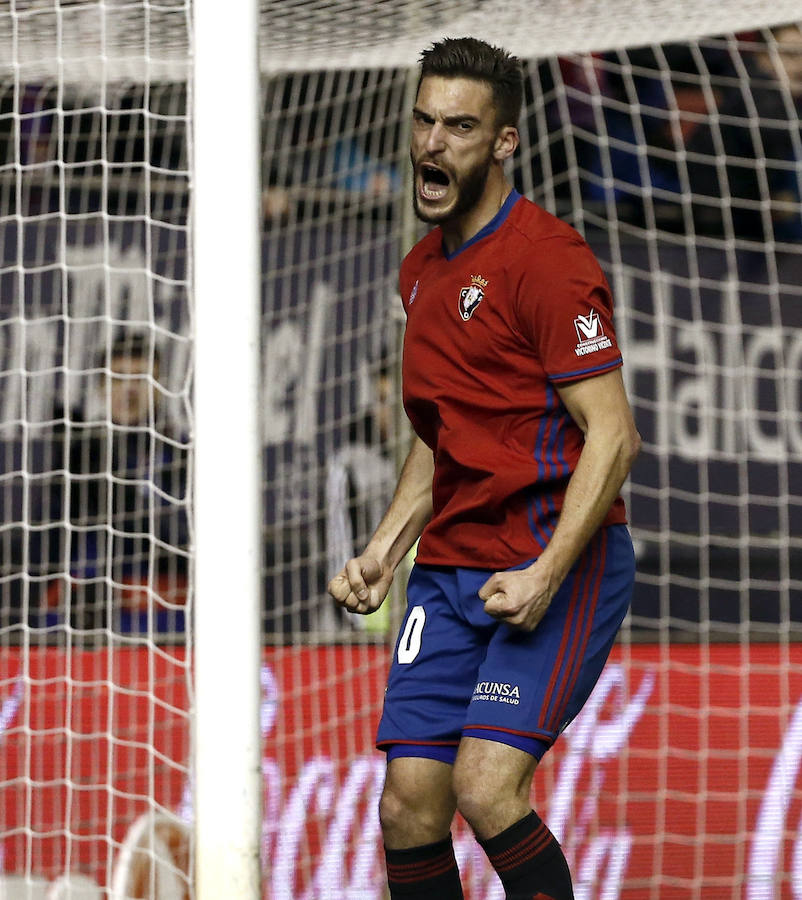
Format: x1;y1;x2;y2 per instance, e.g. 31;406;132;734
378;783;428;845
453;750;533;837
452;772;497;833
377;780;407;839
379;773;454;846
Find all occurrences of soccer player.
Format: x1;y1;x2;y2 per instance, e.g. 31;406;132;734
328;36;640;900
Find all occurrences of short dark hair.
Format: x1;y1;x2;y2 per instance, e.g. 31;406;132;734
418;37;523;128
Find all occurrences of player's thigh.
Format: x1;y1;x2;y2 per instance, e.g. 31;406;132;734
377;564;495;755
453;735;537;811
463;524;634;755
380;755;457;847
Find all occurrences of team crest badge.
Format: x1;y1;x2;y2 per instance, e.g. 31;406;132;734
458;274;488;321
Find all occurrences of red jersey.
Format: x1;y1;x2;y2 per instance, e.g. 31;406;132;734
401;190;627;569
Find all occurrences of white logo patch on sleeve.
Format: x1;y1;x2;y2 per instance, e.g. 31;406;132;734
574;309;613;356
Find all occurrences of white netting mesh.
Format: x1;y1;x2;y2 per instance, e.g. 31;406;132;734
2;0;801;81
1;1;801;897
260;0;802;70
0;2;193;895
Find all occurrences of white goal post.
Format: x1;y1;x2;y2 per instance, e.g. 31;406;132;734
0;1;801;898
193;1;264;898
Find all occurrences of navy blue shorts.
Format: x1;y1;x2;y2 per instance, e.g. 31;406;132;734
376;524;634;764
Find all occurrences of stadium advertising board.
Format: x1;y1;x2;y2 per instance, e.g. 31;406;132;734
0;643;801;897
2;220;801;528
1;221;800;631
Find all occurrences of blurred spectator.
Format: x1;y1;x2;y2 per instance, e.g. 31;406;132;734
553;28;802;240
30;331;189;637
553;54;615;200
578;42;737;214
515;48;734;215
264;357;397;638
329;136;400;197
11;80;188;220
684;22;802;241
514;57;584;205
261;70;402;222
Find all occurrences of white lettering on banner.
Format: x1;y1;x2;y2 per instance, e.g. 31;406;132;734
271;758;336;900
747;694;802;898
670;324;717;459
744;328;786;461
255;663;656;899
0;241;188;433
262;319;303;445
615;273;802;461
66;244;153;390
261;759;282;872
261;665;279;735
294;282;331;446
549;665;655;844
0;678;23;733
453;836;504;899
574;831;633;900
11;657;802;895
262;281;335;447
0;319;61;427
307;757;385;899
550;665;654;899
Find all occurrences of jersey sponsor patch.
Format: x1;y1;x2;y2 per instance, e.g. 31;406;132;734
458;274;488;321
574;308;613;356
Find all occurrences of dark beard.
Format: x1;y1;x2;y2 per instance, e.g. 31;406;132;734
412;153;493;225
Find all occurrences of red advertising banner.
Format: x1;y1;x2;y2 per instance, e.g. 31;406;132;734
0;646;191;889
0;643;800;898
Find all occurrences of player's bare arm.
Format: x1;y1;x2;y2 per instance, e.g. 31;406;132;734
328;435;434;615
480;368;640;630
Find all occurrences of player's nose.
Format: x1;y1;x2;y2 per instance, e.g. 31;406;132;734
424;122;447;152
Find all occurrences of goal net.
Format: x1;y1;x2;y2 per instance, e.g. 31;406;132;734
1;0;802;897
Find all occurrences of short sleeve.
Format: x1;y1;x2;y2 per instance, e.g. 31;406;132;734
514;235;623;384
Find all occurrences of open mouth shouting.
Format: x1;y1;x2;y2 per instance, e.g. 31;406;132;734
418;163;451;203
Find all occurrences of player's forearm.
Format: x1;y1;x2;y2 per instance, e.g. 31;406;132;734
364;435;434;572
535;423;640;586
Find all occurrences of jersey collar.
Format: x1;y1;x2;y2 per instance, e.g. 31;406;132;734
442;189;521;261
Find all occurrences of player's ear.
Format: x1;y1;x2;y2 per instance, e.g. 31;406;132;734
493;125;519;161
